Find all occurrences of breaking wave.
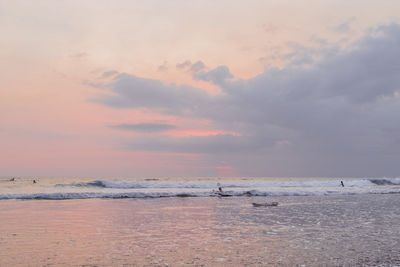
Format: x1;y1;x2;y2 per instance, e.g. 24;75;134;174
2;177;400;200
55;178;400;189
1;188;400;200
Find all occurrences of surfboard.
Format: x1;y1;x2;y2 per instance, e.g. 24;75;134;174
217;192;233;197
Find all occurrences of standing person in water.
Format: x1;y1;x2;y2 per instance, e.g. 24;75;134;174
217;182;222;192
341;181;344;187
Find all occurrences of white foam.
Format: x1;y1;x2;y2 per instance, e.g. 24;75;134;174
57;178;392;189
1;186;400;200
2;177;400;200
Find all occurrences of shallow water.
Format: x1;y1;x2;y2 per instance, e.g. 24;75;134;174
0;194;400;266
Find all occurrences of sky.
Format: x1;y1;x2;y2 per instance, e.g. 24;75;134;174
1;0;400;178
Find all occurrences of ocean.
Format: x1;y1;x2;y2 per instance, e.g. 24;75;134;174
1;176;400;200
1;177;400;266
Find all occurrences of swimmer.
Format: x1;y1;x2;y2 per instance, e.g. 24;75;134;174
341;181;344;187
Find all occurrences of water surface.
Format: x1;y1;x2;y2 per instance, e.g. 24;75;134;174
1;194;400;266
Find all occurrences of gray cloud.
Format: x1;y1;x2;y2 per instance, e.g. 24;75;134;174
334;17;356;33
125;134;273;154
157;61;168;72
192;65;234;86
189;61;206;73
101;70;119;79
110;123;177;133
183;60;234;85
176;60;192;70
92;23;400;176
92;73;211;115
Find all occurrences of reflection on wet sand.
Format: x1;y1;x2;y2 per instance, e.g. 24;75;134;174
1;194;400;266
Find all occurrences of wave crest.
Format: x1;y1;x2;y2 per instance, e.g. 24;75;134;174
2;188;400;200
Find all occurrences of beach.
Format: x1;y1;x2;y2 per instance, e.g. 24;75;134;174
3;1;400;266
1;194;400;266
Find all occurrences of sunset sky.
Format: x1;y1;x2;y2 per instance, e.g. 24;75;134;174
1;0;400;178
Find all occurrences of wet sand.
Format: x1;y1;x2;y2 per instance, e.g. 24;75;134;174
1;194;400;266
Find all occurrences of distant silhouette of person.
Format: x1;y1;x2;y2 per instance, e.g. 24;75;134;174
341;181;344;187
33;179;37;184
217;183;222;192
9;177;15;181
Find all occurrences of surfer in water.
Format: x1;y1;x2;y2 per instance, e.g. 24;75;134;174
217;183;222;192
341;181;344;187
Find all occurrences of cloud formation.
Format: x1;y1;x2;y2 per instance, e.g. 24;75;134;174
334;17;356;33
125;134;263;154
157;61;168;72
92;73;211;115
101;70;119;79
93;23;400;176
189;61;206;73
176;60;234;85
110;123;177;133
192;65;234;86
176;60;192;70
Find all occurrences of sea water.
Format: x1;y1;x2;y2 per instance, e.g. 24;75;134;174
1;176;400;200
1;194;400;266
1;177;400;266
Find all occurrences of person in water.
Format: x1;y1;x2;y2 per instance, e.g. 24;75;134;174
33;179;37;184
217;183;222;192
341;181;344;187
